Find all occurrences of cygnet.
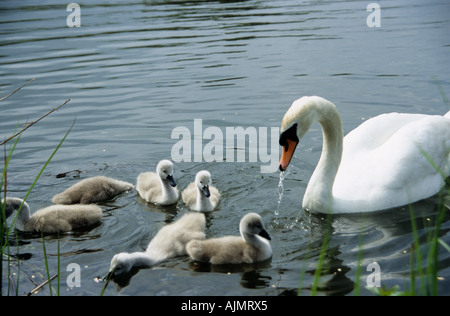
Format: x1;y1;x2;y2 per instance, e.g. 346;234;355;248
2;197;102;233
107;212;206;276
52;176;134;205
186;213;272;265
182;170;220;212
136;160;179;205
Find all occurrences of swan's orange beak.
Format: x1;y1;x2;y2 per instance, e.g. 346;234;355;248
279;138;298;171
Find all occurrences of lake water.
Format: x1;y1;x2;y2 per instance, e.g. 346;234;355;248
1;0;449;296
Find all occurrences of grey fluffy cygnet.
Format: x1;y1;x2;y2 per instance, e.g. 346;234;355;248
182;170;220;212
107;213;206;276
2;197;102;233
136;160;179;205
186;213;272;265
52;176;134;205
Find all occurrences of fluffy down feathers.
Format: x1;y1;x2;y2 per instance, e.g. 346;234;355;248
52;176;134;205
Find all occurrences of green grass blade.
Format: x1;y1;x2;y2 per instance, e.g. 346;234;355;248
438;239;450;253
3;120;74;242
1;133;22;296
311;213;333;296
2;120;74;295
41;233;52;296
408;204;425;295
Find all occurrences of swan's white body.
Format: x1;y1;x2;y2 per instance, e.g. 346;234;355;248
186;213;272;264
279;96;450;214
182;170;220;212
136;160;179;205
108;213;206;276
52;176;134;205
3;197;102;233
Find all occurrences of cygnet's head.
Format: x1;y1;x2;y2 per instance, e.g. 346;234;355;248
195;170;212;198
156;160;176;187
2;197;27;218
240;213;271;240
108;253;133;277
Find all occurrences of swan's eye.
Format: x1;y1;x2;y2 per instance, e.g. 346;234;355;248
250;222;261;230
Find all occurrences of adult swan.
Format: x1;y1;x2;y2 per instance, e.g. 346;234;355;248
279;96;450;214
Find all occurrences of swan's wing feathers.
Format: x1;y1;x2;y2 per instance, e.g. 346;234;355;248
209;186;220;207
335;114;450;210
181;182;197;208
187;236;248;264
52;176;133;204
146;213;206;259
136;172;162;201
343;113;429;153
26;205;102;233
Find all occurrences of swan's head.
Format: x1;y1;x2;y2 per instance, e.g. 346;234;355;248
195;170;212;198
279;96;336;171
240;213;271;241
156;160;177;187
2;197;25;218
2;197;31;231
108;253;133;277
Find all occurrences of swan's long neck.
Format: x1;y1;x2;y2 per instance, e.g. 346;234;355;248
241;231;260;247
241;228;269;248
159;177;177;201
128;252;159;269
196;187;212;211
3;197;31;231
241;231;271;259
303;103;343;212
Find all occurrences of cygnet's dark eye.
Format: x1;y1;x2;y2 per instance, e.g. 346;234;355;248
250;222;261;230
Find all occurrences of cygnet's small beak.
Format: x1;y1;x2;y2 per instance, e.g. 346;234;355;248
201;185;211;198
166;174;177;187
103;270;114;282
100;270;114;295
258;229;271;241
104;261;118;281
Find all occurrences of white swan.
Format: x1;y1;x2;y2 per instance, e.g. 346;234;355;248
107;213;206;276
182;170;220;212
186;213;272;265
52;176;134;205
279;96;450;214
2;197;102;233
136;160;179;205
